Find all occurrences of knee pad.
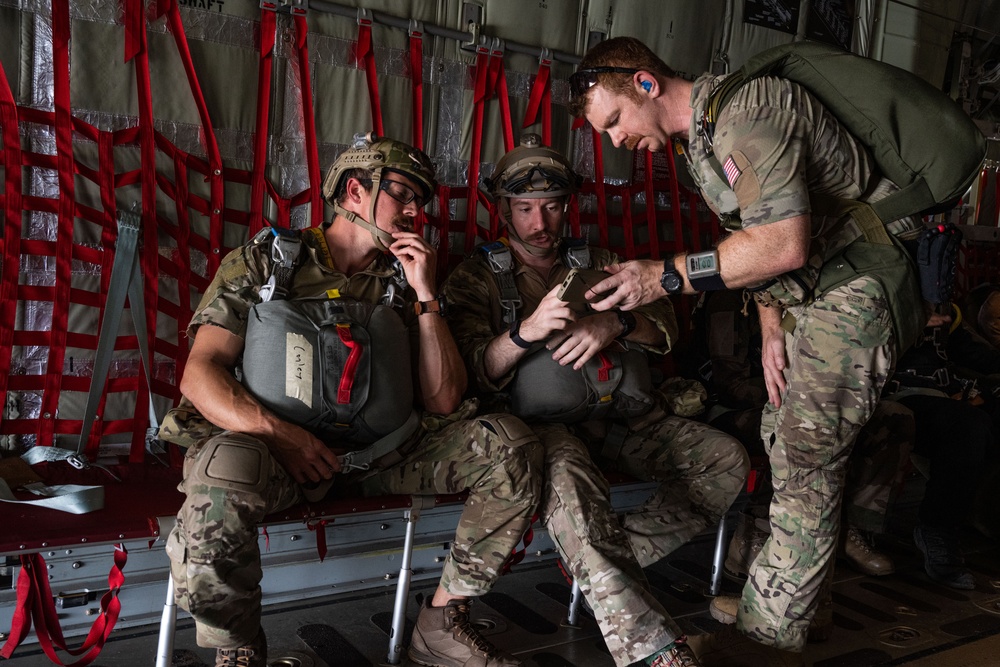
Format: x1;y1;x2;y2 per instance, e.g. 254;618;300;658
476;414;537;449
189;432;269;494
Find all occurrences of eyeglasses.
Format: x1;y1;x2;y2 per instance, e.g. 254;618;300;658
568;67;640;98
378;178;427;208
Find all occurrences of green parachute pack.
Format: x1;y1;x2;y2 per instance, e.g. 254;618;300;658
705;40;987;238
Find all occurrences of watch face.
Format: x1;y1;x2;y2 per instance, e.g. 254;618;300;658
661;270;683;294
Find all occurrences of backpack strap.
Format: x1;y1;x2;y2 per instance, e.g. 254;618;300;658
259;226;305;302
479;239;521;327
560;237;592;269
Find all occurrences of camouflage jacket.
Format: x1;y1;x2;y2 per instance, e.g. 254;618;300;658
442;242;678;407
684;73;922;308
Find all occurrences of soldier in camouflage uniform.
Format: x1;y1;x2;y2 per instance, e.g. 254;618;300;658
442;135;748;667
160;134;543;667
568;38;924;661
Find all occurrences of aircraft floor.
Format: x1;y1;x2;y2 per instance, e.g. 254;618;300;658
3;486;998;667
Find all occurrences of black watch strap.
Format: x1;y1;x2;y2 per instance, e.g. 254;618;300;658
616;310;637;339
508;319;533;349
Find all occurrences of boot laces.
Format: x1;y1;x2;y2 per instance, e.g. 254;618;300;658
649;638;698;667
450;604;503;658
848;527;874;554
217;648;255;667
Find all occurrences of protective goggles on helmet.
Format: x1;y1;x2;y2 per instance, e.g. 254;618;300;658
568;67;640;98
484;133;582;201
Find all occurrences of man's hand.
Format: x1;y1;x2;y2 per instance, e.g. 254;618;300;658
268;421;343;485
758;305;787;408
390;231;437;300
518;286;577;343
548;312;620;369
586;260;666;311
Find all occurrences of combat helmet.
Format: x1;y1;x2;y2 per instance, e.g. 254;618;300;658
322;132;437;251
483;133;582;201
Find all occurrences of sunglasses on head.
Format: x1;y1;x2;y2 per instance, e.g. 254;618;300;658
568;67;640;98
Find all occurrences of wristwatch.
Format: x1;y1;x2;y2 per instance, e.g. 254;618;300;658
615;310;637;340
414;295;447;316
508;319;534;349
660;256;684;295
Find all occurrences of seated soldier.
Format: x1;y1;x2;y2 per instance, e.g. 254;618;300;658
160;134;544;667
443;134;749;667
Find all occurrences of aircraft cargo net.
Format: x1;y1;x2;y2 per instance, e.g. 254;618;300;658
0;0;788;463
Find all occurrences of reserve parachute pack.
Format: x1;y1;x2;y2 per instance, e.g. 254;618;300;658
242;226;417;447
705;40;987;232
479;238;656;422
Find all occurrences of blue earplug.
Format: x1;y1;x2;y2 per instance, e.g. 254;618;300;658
641;80;652;92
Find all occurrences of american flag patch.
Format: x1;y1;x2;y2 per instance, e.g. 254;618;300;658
723;156;741;187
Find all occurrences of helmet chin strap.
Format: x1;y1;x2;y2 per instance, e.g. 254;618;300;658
333;171;394;252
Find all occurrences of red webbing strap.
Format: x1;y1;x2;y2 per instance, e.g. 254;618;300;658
408;25;424;150
38;0;75;447
0;546;128;665
666;144;684;255
293;15;322;228
161;0;225;277
591;128;610;248
436;185;453;278
355;18;384;136
250;9;277;236
500;512;538;575
621;184;636;259
492;51;515;153
466;46;490;254
568;195;581;238
0;50;24;402
644;152;661;259
522;54;552;145
690;191;706;250
127;0;159;461
307;519;329;562
335;324;362;404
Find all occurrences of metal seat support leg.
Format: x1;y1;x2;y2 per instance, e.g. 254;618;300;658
709;514;728;596
387;496;434;665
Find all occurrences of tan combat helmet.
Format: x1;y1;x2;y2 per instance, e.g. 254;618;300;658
483;133;582;255
322;132;437;251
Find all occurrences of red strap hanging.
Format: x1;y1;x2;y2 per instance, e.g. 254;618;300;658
591;128;610;248
408;21;424;150
354;10;384;136
38;0;75;448
522;50;552;145
293;15;323;228
466;44;491;254
0;546;128;665
644;151;661;259
666;142;684;255
336;324;363;404
621;184;636;259
249;9;277;235
307;519;329;562
0;46;24;406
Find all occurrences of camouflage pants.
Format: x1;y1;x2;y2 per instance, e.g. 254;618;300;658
738;276;895;652
166;413;542;649
538;417;747;667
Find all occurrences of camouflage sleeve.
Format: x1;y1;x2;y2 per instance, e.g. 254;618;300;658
441;258;513;393
714;76;813;230
188;240;269;340
591;248;677;355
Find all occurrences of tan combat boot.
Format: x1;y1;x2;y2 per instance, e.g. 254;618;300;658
710;594;833;643
409;598;521;667
215;628;266;667
840;525;894;576
723;514;768;580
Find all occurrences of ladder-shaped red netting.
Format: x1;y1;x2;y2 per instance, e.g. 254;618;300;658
0;1;717;463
